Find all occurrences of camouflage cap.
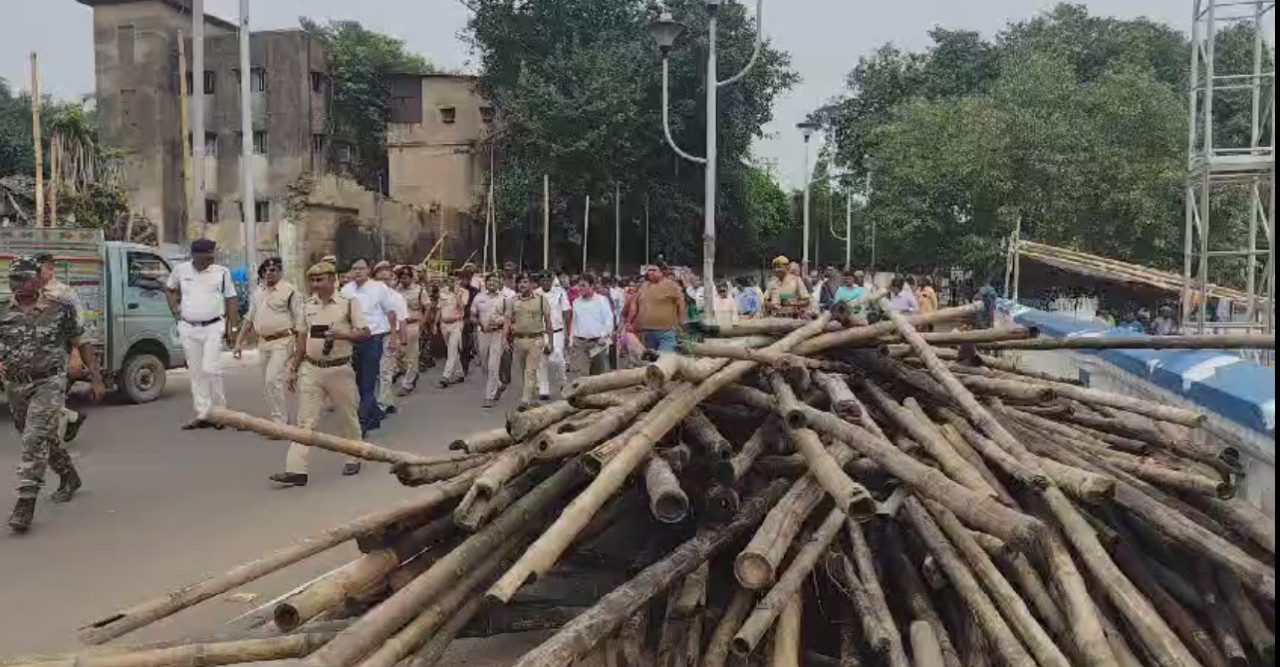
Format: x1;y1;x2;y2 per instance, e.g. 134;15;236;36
7;256;40;281
306;261;338;277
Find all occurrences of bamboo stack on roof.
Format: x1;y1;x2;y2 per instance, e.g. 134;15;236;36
25;298;1273;667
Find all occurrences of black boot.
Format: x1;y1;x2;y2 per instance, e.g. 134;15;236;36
8;497;36;533
51;467;82;503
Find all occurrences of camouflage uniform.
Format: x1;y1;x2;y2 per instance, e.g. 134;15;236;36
0;297;82;499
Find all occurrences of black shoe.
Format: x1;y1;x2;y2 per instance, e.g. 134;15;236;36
539;394;551;402
438;379;450;389
51;468;82;503
385;406;398;415
495;383;508;399
8;497;36;533
482;398;496;408
64;411;87;443
269;472;309;487
181;419;212;430
342;462;362;476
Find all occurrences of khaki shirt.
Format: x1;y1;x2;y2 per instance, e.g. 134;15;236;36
398;284;427;322
508;294;547;335
248;281;303;337
471;291;508;331
437;287;466;324
302;293;369;360
766;275;810;308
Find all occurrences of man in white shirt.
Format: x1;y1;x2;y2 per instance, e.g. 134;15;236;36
536;272;572;400
566;275;615;377
165;238;239;430
340;257;401;436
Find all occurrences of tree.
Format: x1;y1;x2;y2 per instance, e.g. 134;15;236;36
466;0;797;269
0;78;36;177
300;18;438;190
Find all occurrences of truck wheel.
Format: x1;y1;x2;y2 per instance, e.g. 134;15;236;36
120;352;167;404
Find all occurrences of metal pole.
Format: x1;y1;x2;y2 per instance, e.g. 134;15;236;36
866;167;875;270
582;194;591;274
801;135;811;275
30;53;42;227
701;6;719;321
644;194;650;265
238;0;256;278
178;30;190;244
192;0;207;238
844;186;852;270
614;181;621;274
483;143;494;273
1012;215;1022;303
542;174;550;271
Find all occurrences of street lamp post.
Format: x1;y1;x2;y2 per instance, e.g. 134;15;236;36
650;0;764;320
796;121;819;275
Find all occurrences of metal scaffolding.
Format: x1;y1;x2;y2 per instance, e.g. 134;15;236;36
1182;0;1275;334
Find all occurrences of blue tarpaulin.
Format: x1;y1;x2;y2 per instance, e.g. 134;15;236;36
999;301;1275;438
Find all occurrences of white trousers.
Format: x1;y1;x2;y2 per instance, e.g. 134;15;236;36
537;330;566;397
179;320;227;419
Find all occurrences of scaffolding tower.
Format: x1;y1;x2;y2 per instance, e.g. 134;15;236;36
1182;0;1275;335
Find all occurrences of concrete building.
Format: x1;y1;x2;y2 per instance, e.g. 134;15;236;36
79;0;331;250
386;73;497;262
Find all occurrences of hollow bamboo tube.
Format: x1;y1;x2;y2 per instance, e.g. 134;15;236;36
937;422;1017;504
645;353;684;388
847;519;908;667
789;428;876;520
793;302;984;356
303;463;585;667
826;549;892;655
538;389;662;459
813;372;861;421
901;496;1036;667
509;480;790;667
911;621;947;667
733;508;846;658
78;470;478;645
208;408;437;465
9;632;337;667
507;400;577;440
939;413;1048;490
563;366;649;399
890;325;1039;347
768;595;802;667
797;406;1044;549
681;407;736;459
923;498;1071;667
472;442;541;498
882;523;963;667
392;453;495;487
448;428;514;454
711;419;775;485
983;371;1205;427
644;456;689;524
952;375;1058;403
767;369;807;430
702;588;754;667
980;333;1275;351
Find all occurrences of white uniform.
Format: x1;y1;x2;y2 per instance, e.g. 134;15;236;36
167;261;237;420
536;286;571;397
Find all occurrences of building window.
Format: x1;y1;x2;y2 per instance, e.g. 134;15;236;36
480;106;495;124
252;131;267;154
185;71;193;95
250;67;267;93
117;25;136;66
203;70;216;95
254;200;270;222
311;134;326;155
439;107;457;124
205;199;219;223
203;132;218;158
310;72;326;94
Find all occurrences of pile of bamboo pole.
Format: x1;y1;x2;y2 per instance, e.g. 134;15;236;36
9;296;1275;667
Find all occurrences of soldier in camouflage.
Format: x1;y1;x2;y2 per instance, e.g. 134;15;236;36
1;257;106;533
35;252;90;443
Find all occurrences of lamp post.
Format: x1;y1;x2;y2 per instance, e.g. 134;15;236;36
650;0;765;320
796;121;819;275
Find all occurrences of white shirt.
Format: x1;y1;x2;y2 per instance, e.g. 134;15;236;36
341;279;399;335
501;286;518;300
167;261;236;322
539;286;571;331
388;290;409;331
571;293;615;339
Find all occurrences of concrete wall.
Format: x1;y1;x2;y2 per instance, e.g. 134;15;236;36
386;74;496;262
292;174;437;269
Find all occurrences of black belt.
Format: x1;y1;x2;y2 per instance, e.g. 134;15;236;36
2;367;62;384
183;316;223;327
574;336;605;342
305;356;352;368
513;332;544;339
261;329;295;342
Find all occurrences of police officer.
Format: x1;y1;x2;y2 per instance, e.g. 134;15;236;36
436;271;468;387
505;274;552;408
470;274;508;408
394;265;427;396
271;261;369;487
234;257;303;432
1;257;106;533
34;252;88;442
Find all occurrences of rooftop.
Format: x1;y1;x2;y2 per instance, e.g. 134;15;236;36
75;0;237;31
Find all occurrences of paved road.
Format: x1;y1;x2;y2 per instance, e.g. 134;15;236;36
0;354;548;661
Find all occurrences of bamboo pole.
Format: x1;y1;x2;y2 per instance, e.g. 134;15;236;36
793;302;983;356
48;134;58;225
847;519;908;667
78;470;478;645
644;456;689;524
812;371;860;421
1217;569;1275;663
449;428;514;454
1196;561;1250;666
207;409;440;465
680;407;736;459
911;621;947;667
702;588;753;667
960;372;1206;427
507;401;578;440
539;389;661;459
789;428;875;519
30;52;43;227
768;596;802;667
980;334;1274;351
10;633;338;667
883;524;963;667
825;549;892;655
563;367;649;400
510;480;790;667
732;508;845;658
711;418;774;485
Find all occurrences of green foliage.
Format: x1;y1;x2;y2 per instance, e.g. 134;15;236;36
822;2;1265;275
466;0;797;269
0;78;37;177
300;18;438;190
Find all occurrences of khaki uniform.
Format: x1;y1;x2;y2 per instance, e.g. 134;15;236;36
437;287;466;382
247;281;304;425
397;283;427;392
507;294;547;405
285;293;367;475
766;274;810;317
470;290;508;400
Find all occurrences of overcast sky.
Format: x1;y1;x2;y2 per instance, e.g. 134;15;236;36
3;0;1188;188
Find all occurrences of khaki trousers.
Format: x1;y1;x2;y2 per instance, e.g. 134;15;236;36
398;324;421;391
510;336;545;404
259;337;294;425
285;362;361;475
477;330;506;400
377;335;398;411
440;321;464;381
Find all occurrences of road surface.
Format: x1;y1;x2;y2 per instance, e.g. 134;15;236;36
0;353;550;662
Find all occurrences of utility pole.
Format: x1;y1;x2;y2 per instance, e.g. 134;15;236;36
614;181;621;274
865;165;875;270
30;53;43;227
192;0;207;239
844;186;852;269
238;0;256;276
644;194;651;265
178;30;190;244
542;174;550;271
49;135;59;227
581;195;590;274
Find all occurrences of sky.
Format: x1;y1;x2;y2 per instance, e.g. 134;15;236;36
2;0;1188;188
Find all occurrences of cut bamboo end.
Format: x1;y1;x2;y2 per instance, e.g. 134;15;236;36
705;486;740;522
734;553;776;590
645;457;689;524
